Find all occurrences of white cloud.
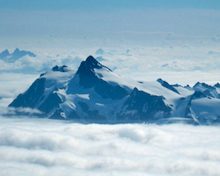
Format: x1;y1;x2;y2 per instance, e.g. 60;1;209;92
0;117;219;175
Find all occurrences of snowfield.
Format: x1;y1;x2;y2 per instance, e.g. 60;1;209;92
0;117;220;176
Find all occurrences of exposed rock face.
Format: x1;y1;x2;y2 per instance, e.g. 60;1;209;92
118;87;172;122
157;78;179;94
9;78;46;108
67;56;128;100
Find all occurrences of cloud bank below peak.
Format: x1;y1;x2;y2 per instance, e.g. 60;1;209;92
0;118;220;176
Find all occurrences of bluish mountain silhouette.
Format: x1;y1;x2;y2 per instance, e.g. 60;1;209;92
0;48;36;62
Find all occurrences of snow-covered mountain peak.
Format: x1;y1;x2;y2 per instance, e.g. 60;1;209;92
192;82;219;98
8;55;220;124
67;56;129;99
85;55;100;67
68;55;115;90
193;82;215;90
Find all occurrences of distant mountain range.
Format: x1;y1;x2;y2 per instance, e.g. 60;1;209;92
9;56;220;124
0;48;36;62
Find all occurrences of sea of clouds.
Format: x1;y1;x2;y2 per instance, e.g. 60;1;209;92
0;117;220;176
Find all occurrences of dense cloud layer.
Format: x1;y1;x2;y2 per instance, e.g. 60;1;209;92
0;117;220;176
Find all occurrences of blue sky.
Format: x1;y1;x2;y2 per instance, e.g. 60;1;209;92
1;0;220;10
0;0;220;49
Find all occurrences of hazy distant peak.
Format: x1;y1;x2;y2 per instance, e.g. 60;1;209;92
0;49;10;59
0;48;36;62
95;48;104;55
12;48;20;54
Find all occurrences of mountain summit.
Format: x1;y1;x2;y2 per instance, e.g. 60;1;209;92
76;55;111;76
67;56;128;99
0;48;36;62
9;56;220;124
